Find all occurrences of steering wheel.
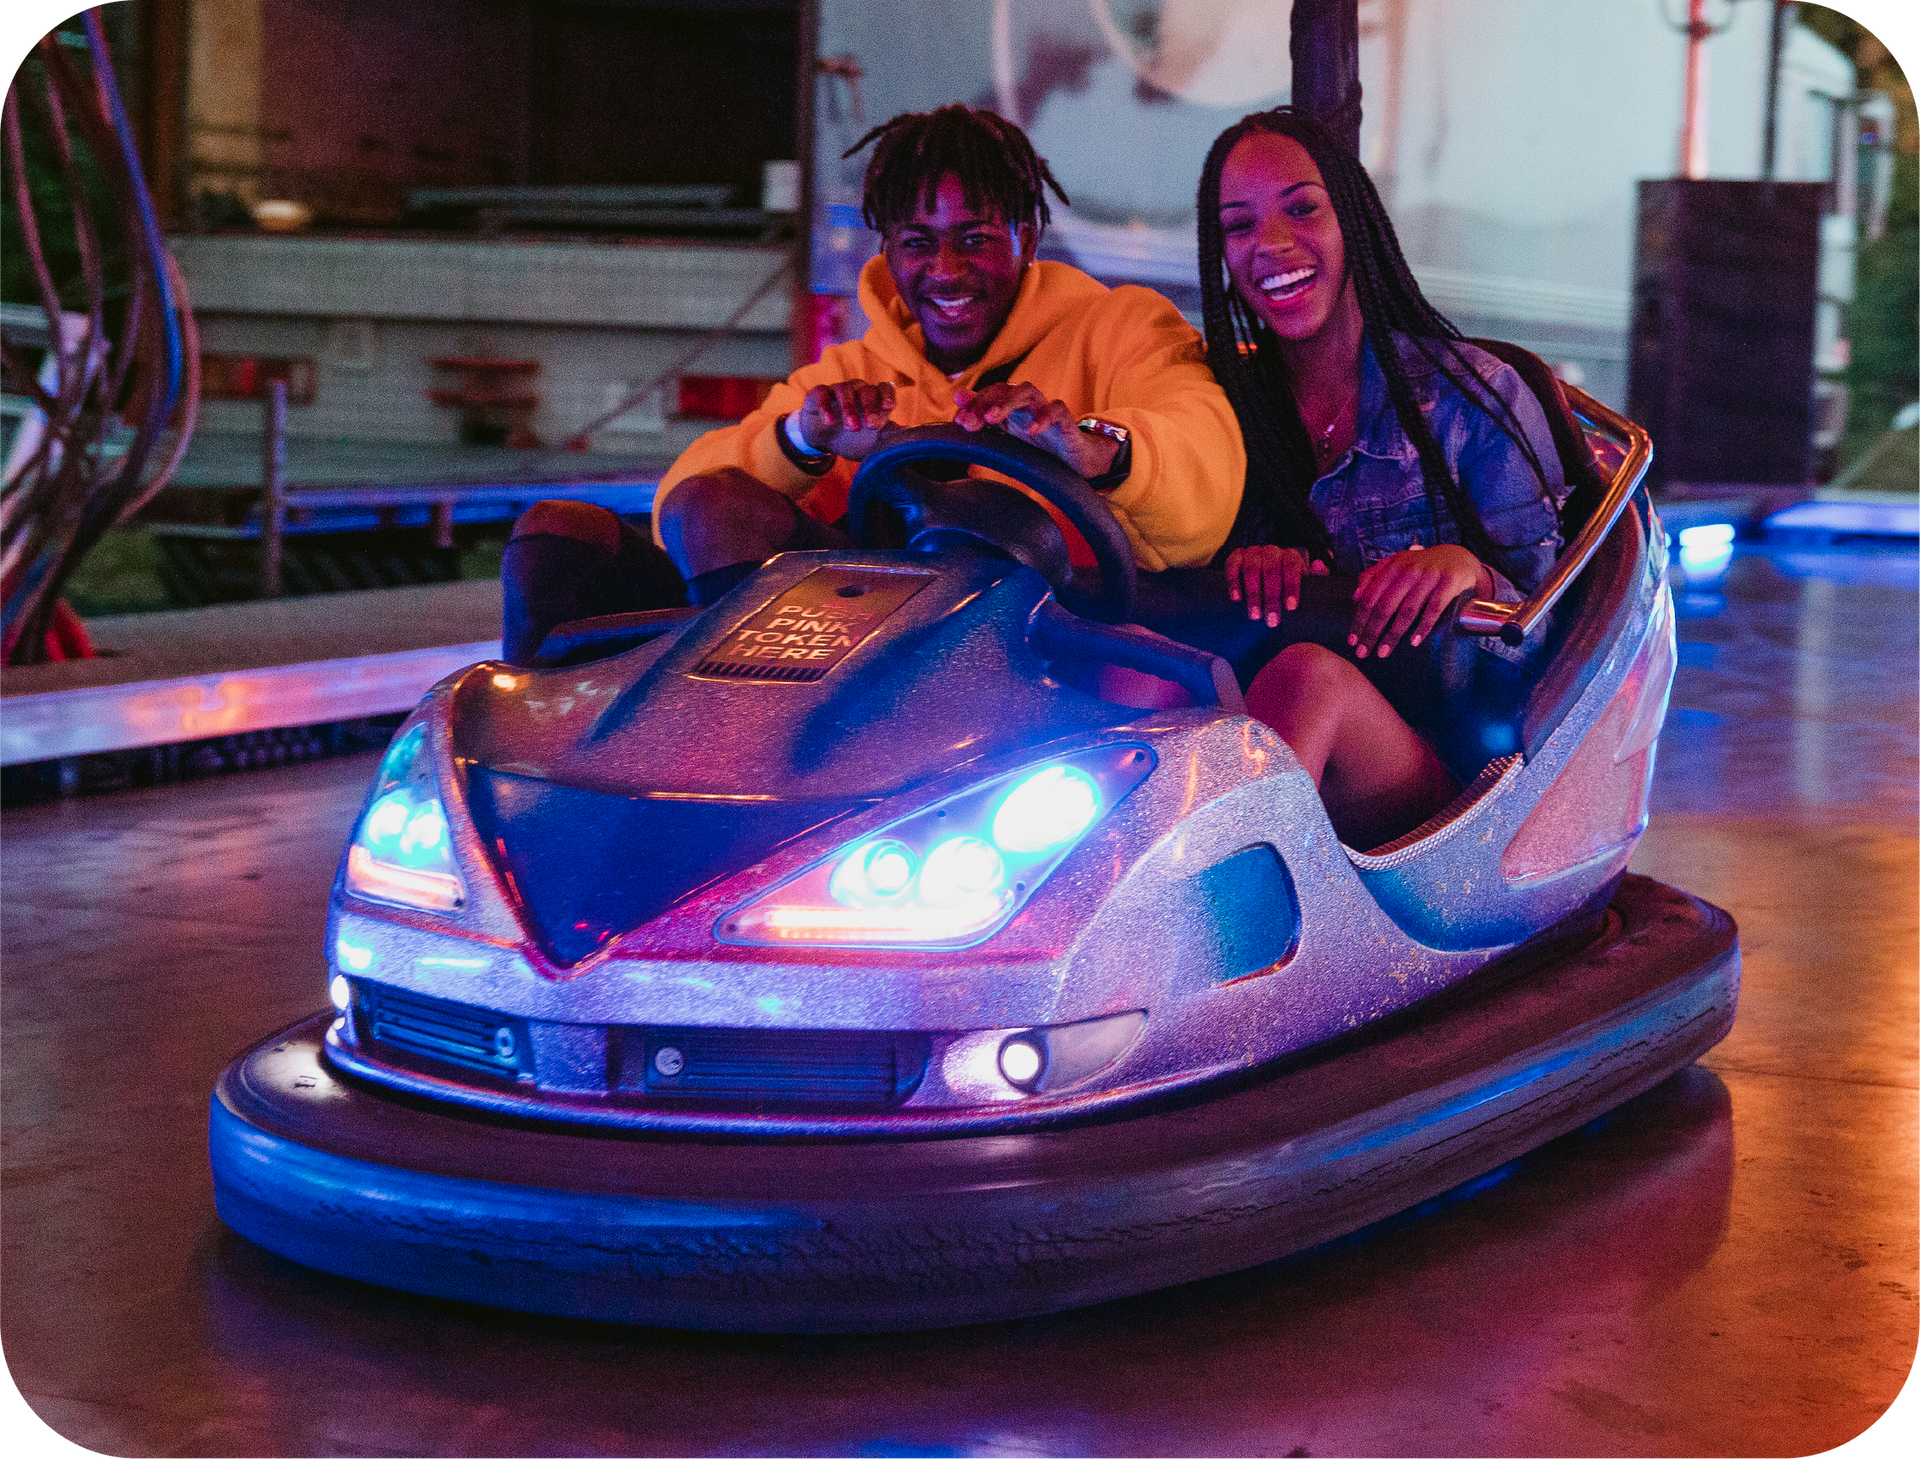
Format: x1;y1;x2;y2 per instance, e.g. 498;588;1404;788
845;423;1137;623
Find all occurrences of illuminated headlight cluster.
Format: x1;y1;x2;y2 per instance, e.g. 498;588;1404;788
719;744;1153;949
343;722;466;912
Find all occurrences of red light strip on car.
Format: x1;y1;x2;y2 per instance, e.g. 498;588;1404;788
347;845;463;911
749;897;1010;944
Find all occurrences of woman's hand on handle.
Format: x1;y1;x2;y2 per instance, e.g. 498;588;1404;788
1348;543;1491;658
1225;546;1329;626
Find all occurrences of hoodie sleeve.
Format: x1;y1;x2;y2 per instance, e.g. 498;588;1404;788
649;344;873;546
1077;287;1246;572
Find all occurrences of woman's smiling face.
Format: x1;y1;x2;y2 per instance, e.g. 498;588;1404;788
1217;130;1350;343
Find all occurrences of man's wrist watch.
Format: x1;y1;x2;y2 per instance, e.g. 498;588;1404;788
1075;417;1132;492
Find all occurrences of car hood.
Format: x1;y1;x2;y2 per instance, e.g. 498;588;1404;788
447;551;1138;964
452;551;1135;804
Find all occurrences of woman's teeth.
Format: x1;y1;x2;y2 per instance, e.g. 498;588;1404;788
1258;267;1315;300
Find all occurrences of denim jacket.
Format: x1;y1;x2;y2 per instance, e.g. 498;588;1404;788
1308;336;1567;603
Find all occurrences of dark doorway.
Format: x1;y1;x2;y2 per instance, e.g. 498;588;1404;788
528;1;799;198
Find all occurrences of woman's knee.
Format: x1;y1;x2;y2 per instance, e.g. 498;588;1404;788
511;499;621;553
1246;642;1357;721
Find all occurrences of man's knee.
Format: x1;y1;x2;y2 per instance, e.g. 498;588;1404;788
511;499;621;553
657;469;785;534
656;468;798;575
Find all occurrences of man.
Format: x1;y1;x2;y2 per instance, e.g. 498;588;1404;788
502;104;1244;664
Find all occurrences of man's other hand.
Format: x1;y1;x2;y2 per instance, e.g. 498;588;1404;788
952;383;1120;480
795;381;898;460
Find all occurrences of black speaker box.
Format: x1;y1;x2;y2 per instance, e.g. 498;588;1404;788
1629;179;1825;489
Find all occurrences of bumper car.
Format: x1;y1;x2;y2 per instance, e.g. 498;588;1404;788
209;357;1739;1332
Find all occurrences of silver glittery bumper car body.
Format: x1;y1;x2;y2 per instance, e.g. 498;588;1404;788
210;384;1738;1331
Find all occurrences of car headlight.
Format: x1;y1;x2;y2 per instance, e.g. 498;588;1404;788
718;744;1153;949
344;723;466;912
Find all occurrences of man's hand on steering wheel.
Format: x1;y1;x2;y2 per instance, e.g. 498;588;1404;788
795;380;898;461
848;422;1139;623
952;382;1121;481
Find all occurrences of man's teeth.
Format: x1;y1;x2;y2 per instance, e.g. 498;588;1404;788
1259;268;1315;296
931;295;975;310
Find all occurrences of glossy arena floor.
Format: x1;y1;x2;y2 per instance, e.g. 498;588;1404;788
4;542;1915;1457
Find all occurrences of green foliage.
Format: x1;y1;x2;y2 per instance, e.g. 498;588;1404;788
59;528;171;616
1795;6;1861;60
1844;149;1919;457
459;533;507;582
1796;5;1919;470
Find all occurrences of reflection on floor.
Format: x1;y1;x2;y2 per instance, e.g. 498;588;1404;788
3;544;1914;1456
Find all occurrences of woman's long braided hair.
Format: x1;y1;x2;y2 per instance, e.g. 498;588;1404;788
1197;108;1550;573
846;104;1071;233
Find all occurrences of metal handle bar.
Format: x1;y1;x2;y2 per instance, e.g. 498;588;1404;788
1455;383;1653;646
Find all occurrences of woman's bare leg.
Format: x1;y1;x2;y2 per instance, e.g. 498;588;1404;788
1246;643;1457;849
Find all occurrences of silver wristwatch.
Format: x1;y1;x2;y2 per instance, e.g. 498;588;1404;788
1075;417;1132;492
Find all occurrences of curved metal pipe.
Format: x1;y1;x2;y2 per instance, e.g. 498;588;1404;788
1455;384;1654;646
85;9;182;412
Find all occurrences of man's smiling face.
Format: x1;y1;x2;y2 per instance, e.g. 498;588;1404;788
882;173;1036;374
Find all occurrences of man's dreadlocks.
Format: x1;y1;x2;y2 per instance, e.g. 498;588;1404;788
845;104;1070;234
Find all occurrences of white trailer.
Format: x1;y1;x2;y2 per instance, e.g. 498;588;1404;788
809;0;1871;416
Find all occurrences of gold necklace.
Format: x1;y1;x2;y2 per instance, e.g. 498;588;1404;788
1305;377;1360;465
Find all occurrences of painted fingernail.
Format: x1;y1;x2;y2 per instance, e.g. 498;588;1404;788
1409;634;1422;646
1355;646;1368;658
1378;645;1391;658
1286;597;1297;610
1267;612;1278;627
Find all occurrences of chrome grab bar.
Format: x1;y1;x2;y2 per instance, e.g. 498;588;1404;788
1455;383;1653;645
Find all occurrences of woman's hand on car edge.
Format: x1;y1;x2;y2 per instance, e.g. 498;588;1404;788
1226;545;1328;626
1349;543;1491;658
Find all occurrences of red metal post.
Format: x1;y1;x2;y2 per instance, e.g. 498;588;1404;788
258;380;287;598
1680;0;1711;178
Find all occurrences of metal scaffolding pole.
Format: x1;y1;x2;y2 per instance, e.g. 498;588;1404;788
1290;0;1362;156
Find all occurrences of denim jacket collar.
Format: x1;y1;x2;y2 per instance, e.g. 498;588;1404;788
1343;334;1437;471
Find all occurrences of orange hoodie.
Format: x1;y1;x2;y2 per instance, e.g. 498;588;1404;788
654;256;1245;572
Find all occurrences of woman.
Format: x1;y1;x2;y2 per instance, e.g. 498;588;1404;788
1193;107;1567;849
